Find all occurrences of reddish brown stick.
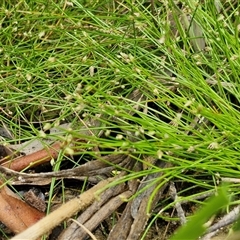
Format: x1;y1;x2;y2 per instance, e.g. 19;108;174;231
1;141;62;171
0;141;64;235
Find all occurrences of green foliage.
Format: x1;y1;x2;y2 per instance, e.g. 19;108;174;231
0;0;239;238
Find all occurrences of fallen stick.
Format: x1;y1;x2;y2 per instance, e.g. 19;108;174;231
10;177;115;240
58;181;128;240
0;154;127;185
1;141;62;171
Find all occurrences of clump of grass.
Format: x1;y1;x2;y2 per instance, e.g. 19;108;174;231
1;0;240;239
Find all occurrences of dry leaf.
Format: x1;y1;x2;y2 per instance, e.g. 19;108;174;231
0;185;45;234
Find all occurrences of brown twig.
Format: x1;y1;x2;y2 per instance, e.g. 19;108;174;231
1;141;62;171
58;176;128;240
107;180;140;240
10;177;116;240
169;182;186;225
0;154;128;185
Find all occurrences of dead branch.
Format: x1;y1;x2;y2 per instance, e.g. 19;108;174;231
0;154;130;185
127;168;169;239
59;188;133;240
107;178;140;240
169;182;186;225
58;180;127;239
10;176;117;240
